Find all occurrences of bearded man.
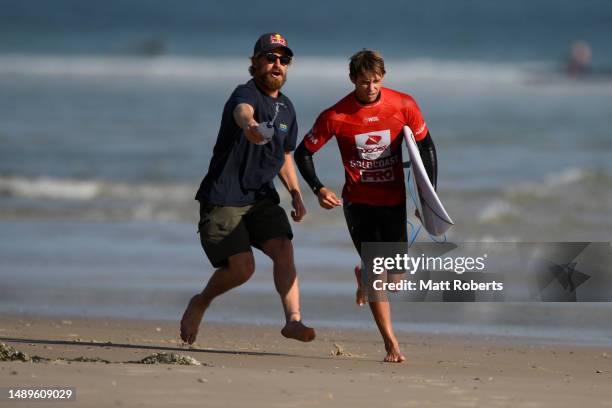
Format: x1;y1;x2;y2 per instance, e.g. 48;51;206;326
181;33;315;345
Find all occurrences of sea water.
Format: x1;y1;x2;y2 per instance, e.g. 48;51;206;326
1;0;612;345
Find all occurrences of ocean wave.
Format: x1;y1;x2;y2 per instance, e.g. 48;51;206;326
544;167;591;187
0;54;549;85
459;234;521;243
478;200;520;224
0;175;346;225
476;167;612;234
0;176;101;200
0;175;197;222
505;167;609;203
0;55;247;81
0;175;193;201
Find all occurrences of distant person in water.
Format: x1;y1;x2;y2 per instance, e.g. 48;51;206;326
181;33;315;345
567;41;592;77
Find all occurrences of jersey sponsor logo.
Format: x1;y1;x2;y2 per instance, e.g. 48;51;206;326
366;116;379;123
349;155;399;170
360;167;394;183
365;135;382;145
354;129;391;160
270;34;287;46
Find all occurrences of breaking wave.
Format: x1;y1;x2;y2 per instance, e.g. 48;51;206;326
0;175;197;222
0;54;550;85
0;175;193;202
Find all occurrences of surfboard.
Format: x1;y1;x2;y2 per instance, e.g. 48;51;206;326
403;126;454;236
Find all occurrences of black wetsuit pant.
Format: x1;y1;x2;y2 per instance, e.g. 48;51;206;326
343;201;407;257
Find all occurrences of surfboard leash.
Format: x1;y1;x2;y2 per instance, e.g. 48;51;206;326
406;168;447;247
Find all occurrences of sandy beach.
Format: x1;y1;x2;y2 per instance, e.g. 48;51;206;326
1;313;610;407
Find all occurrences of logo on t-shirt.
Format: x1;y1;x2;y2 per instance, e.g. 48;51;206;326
354;130;391;160
360;167;394;183
365;135;382;145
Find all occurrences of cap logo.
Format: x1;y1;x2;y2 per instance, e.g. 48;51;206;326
270;34;287;46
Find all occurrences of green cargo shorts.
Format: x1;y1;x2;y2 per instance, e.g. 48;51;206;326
197;199;293;268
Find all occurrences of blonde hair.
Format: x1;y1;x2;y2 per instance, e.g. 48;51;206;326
349;49;386;79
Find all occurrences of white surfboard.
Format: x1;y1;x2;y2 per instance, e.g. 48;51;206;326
403;126;454;236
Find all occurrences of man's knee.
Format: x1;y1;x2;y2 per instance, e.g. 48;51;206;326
227;252;255;283
264;238;294;264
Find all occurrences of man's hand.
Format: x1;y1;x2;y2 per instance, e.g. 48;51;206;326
290;190;306;222
233;103;266;144
243;121;266;144
317;187;342;209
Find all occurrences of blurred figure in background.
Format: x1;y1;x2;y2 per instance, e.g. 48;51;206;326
566;41;592;77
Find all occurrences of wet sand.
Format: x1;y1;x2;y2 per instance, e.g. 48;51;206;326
1;313;611;407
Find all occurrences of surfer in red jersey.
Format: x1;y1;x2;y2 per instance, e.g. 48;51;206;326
294;49;438;362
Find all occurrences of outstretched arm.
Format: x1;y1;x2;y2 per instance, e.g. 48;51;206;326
278;152;306;222
233;103;265;144
294;141;342;209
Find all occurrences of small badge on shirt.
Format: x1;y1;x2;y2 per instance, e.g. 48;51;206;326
279;123;288;132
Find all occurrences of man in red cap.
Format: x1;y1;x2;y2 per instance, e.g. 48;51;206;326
181;33;315;345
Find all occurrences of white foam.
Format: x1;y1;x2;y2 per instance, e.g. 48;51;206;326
476;234;520;243
478;200;519;223
0;175;199;222
0;54;545;85
506;167;591;200
0;176;101;200
0;175;192;201
544;167;589;187
3;54;611;95
0;55;247;81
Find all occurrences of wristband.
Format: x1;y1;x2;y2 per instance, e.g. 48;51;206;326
312;184;324;195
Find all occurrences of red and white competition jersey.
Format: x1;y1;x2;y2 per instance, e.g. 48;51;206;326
303;88;429;206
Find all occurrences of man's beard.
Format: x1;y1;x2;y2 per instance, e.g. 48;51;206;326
257;71;287;92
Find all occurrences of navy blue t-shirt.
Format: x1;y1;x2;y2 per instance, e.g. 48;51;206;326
195;79;298;206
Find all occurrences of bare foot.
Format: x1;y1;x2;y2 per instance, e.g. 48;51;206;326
180;294;209;345
354;265;366;306
281;321;316;342
384;340;406;363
